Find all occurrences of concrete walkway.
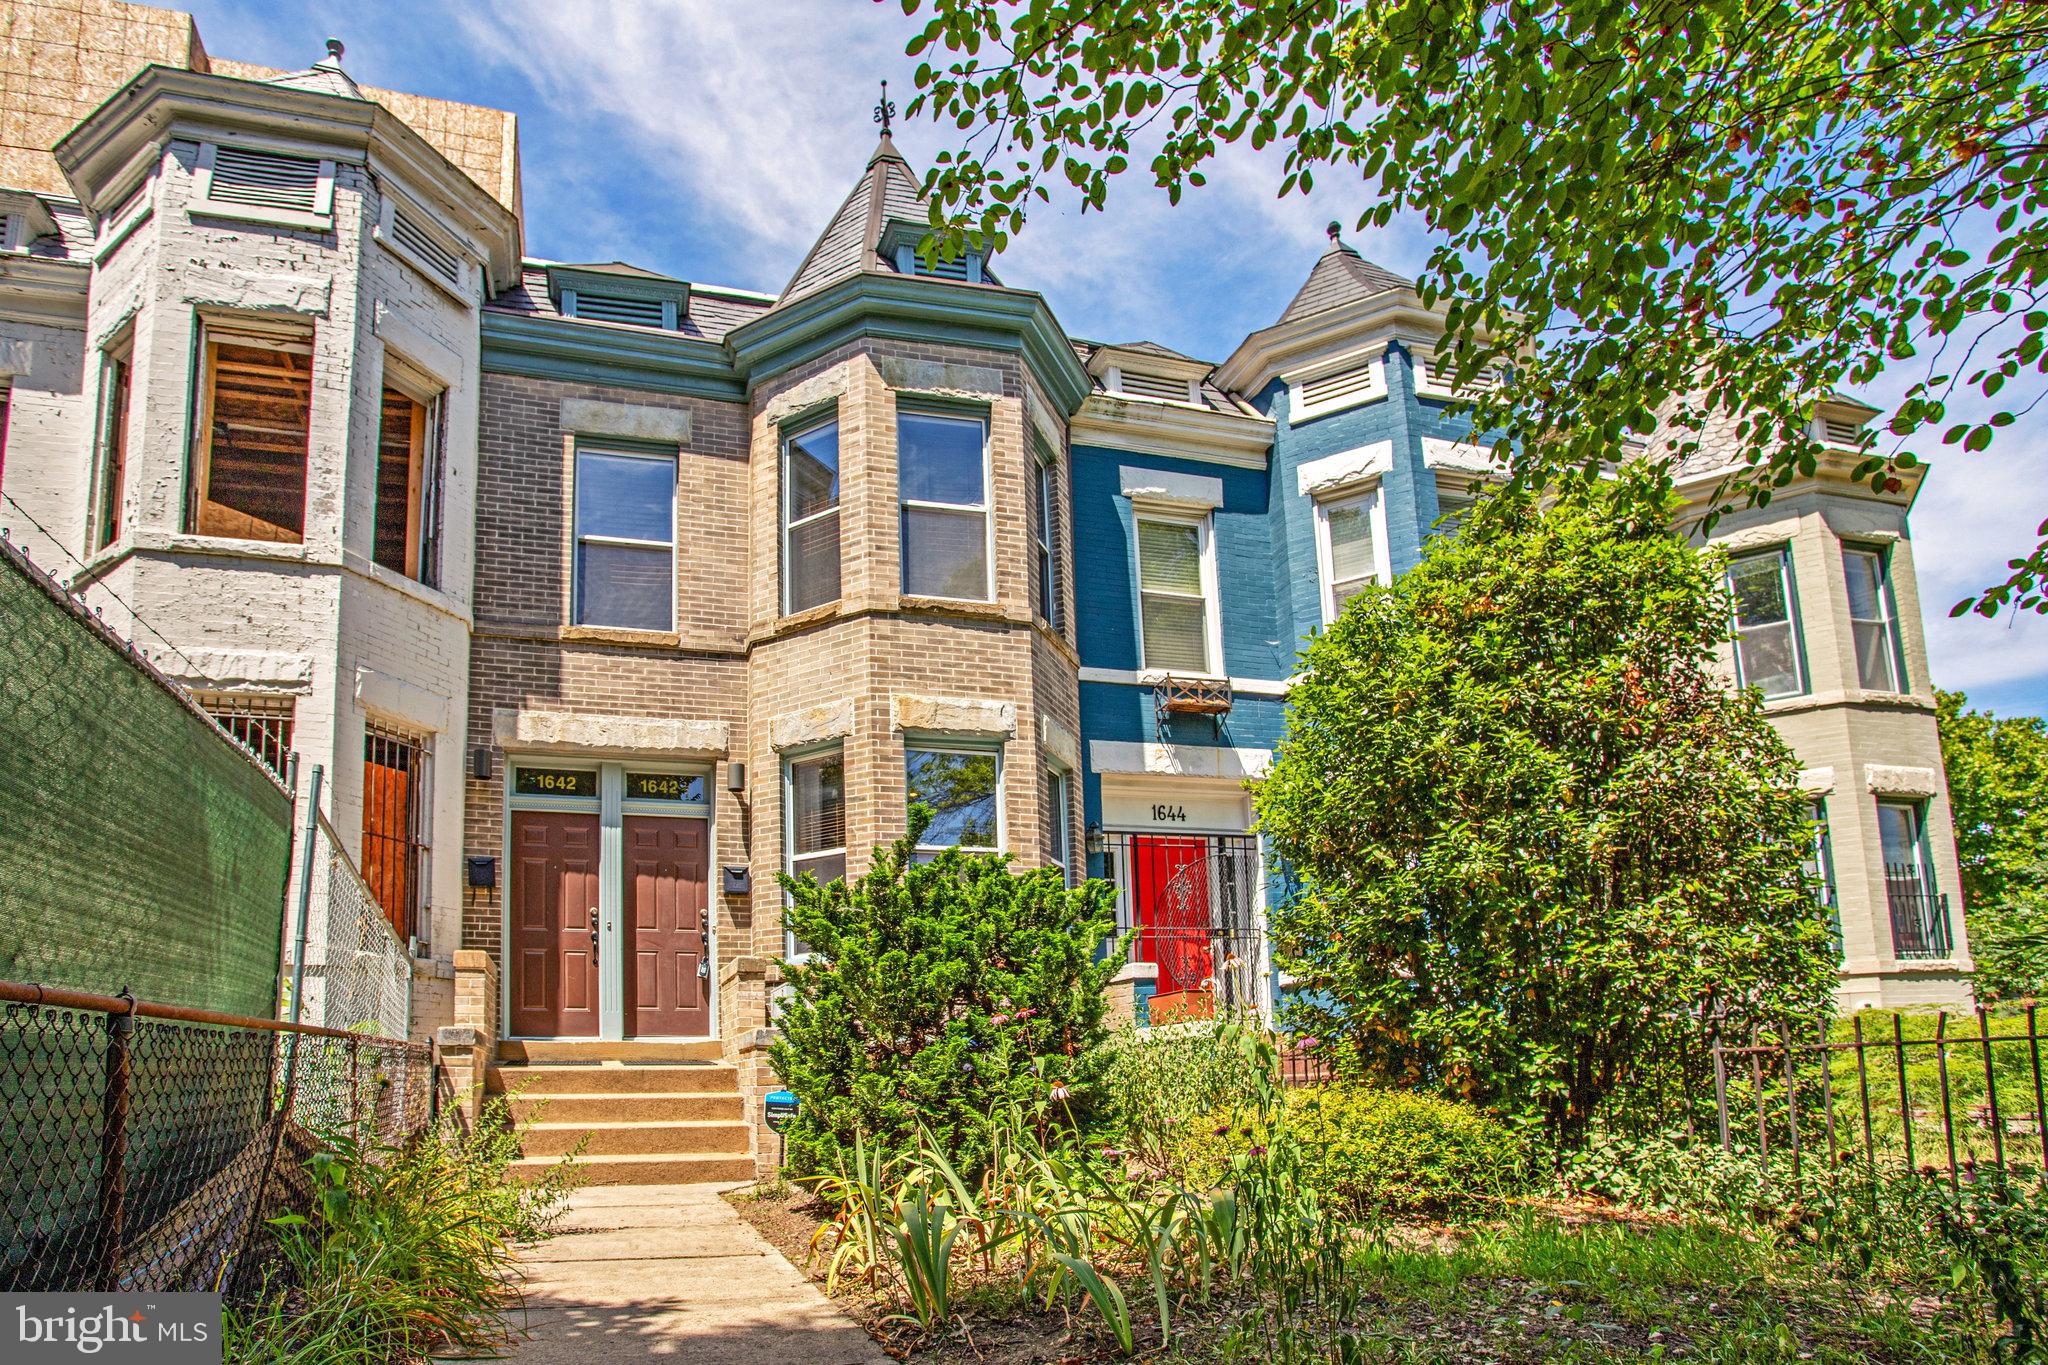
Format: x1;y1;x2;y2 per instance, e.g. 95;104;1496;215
497;1184;887;1363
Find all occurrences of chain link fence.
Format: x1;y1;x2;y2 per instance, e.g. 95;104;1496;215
286;784;412;1041
0;980;434;1295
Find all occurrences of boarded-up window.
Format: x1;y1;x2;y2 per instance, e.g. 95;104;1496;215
374;381;441;584
363;725;428;941
96;346;132;549
192;325;313;542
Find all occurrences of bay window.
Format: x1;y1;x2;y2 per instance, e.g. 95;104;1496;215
573;448;675;631
906;745;1000;858
1137;515;1215;673
1315;490;1384;622
1842;546;1904;693
1727;548;1806;699
784;747;846;958
190;320;314;543
899;410;990;600
783;417;841;613
373;367;443;585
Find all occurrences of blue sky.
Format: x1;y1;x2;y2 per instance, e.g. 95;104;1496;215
181;0;2046;718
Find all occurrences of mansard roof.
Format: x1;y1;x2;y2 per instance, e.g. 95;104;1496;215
1276;235;1413;325
777;133;978;306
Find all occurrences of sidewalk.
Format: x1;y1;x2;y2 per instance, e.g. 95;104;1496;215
496;1183;886;1364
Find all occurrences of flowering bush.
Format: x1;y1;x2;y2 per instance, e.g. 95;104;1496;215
770;812;1122;1177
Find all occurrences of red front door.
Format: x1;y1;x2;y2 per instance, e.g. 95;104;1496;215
623;815;711;1037
509;811;602;1038
1130;835;1214;997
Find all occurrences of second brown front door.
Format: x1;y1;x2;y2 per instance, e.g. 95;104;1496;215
508;810;602;1038
622;815;711;1037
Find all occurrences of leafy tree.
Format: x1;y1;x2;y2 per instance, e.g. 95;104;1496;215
1252;472;1837;1143
1937;689;2048;1000
901;0;2048;613
770;813;1122;1176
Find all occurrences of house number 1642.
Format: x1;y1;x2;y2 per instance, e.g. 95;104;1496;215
1150;804;1187;823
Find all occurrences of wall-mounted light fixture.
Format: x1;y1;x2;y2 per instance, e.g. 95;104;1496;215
1085;822;1106;857
726;762;747;794
470;746;493;782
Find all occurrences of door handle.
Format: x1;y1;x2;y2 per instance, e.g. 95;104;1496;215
589;906;600;951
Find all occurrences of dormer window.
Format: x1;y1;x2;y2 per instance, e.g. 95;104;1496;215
1414;351;1506;400
1288;348;1389;422
1088;344;1215;411
1818;415;1867;446
191;143;336;230
1113;370;1199;405
546;263;690;332
879;221;988;284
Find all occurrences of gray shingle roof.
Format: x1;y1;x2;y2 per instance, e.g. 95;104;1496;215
777;134;973;306
1277;242;1412;324
487;265;771;343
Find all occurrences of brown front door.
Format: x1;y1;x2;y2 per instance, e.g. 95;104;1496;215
623;815;711;1037
509;810;602;1038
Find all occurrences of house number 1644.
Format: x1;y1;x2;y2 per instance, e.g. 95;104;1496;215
1150;804;1187;823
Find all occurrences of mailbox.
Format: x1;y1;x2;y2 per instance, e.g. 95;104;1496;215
721;865;752;896
764;1089;799;1133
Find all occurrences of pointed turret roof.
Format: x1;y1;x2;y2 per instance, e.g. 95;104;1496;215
1276;223;1412;325
777;134;941;306
265;38;365;101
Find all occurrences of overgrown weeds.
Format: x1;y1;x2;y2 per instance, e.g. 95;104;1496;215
224;1096;576;1365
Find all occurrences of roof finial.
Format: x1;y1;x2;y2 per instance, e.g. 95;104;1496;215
319;37;345;69
873;80;895;136
1326;220;1343;246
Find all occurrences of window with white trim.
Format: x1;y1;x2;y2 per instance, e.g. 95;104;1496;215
1842;546;1904;693
573;448;675;631
94;337;133;551
1315;489;1385;622
1136;514;1215;673
784;747;846;958
906;745;1001;860
1727;548;1806;699
899;410;990;600
1433;478;1479;539
189;319;314;543
1035;444;1063;632
1046;768;1071;885
782;417;841;613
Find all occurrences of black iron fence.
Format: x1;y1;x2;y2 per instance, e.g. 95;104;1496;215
1099;832;1266;1018
1703;1006;2045;1186
1884;863;1955;959
0;979;435;1294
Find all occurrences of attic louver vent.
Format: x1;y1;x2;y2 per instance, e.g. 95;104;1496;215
1118;371;1194;403
1300;367;1377;409
918;253;972;280
207;146;323;213
391;210;461;286
1822;417;1865;445
571;293;668;328
1423;357;1503;394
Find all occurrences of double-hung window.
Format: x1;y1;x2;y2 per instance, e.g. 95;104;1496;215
1805;799;1841;959
191;320;314;543
783;418;841;613
1433;478;1478;539
1046;769;1071;885
906;745;1000;859
1036;448;1063;631
573;448;675;631
899;411;990;600
784;747;847;958
1136;515;1215;673
373;363;444;586
1315;490;1384;622
1842;546;1904;693
1727;548;1806;699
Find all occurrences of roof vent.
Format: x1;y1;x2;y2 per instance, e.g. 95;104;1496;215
317;38;346;70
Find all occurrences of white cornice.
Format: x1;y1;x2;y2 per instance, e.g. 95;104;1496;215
54;66;521;292
1215;291;1451;396
1070;391;1272;469
0;256;88;326
1673;445;1923;512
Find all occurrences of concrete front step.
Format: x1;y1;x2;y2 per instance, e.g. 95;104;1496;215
499;1038;723;1065
514;1152;757;1186
490;1063;739;1096
521;1118;751;1158
508;1091;744;1125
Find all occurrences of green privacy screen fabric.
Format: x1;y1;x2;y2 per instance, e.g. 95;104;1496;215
0;541;290;1017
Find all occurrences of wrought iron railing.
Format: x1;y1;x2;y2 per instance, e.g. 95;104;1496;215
1884;863;1954;960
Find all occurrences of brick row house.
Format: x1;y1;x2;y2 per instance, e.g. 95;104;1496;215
0;1;1972;1179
